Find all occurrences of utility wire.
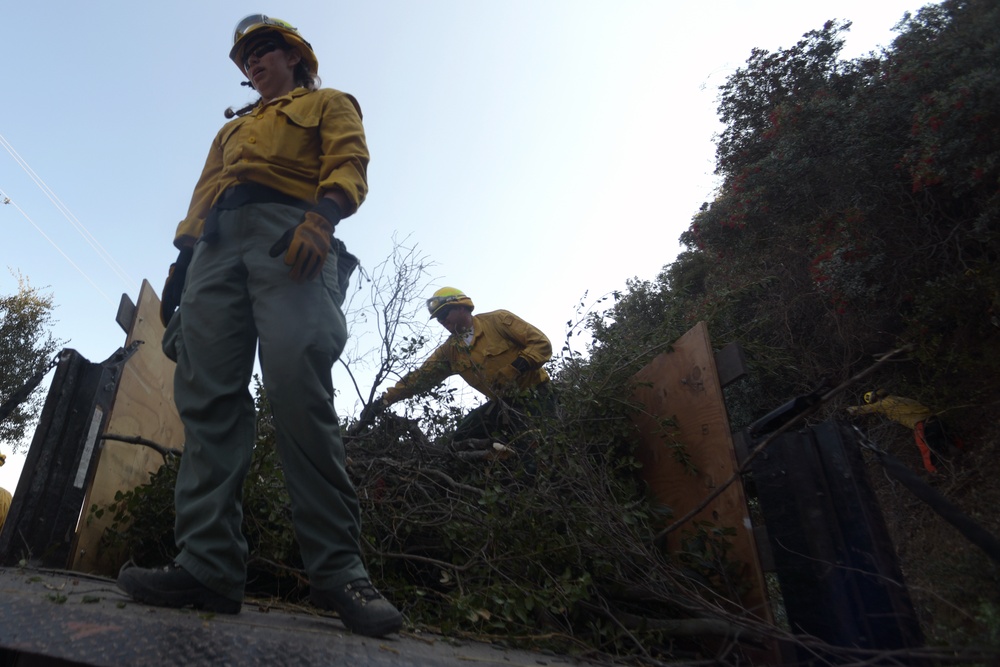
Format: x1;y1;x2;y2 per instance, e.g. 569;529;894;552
0;133;135;291
0;186;114;305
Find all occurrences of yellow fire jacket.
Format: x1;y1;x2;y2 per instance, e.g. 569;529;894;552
846;395;933;430
383;310;552;404
174;87;369;248
0;487;11;532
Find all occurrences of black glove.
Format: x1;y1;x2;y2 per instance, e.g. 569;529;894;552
269;198;343;282
511;356;532;374
160;246;194;326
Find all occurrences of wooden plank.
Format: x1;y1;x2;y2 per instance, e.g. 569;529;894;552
71;280;183;574
630;322;772;624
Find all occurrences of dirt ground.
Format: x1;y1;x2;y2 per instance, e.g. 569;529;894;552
860;408;1000;649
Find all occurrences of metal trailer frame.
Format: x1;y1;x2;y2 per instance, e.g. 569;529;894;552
0;345;136;568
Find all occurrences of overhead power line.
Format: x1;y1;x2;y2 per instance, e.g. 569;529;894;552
0;133;135;292
0;186;114;305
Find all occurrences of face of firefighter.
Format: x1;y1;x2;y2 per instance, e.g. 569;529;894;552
243;37;301;102
436;306;473;336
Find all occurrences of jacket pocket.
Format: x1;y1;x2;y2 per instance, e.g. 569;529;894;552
218;119;249;166
273;106;322;170
334;238;359;303
481;339;513;361
320;237;359;309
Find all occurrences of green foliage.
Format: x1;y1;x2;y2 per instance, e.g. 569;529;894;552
659;0;1000;421
902;262;1000;408
97;456;179;567
676;522;746;601
0;272;62;448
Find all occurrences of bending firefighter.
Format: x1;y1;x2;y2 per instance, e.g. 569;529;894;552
847;390;962;474
360;287;554;443
116;15;402;637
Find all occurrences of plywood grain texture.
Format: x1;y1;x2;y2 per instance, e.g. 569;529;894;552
630;322;772;624
71;280;183;573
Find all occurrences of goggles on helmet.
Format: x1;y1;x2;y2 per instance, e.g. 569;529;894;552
233;14;298;44
427;294;465;316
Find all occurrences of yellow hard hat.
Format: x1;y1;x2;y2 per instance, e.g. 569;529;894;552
863;390;886;404
427;287;474;319
229;14;319;77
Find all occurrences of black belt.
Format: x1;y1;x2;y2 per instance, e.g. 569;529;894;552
215;182;310;211
202;183;311;242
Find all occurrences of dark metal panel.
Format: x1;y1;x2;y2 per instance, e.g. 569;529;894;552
0;350;101;566
115;293;136;334
714;342;747;388
753;429;862;645
813;421;923;650
750;419;923;657
0;346;137;568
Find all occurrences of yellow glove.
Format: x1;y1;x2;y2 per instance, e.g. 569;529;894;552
269;199;343;282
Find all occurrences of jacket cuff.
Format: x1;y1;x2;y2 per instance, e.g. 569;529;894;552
511;357;532;374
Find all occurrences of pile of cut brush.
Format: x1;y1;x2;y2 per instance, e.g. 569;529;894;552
341;410;780;664
100;394;860;665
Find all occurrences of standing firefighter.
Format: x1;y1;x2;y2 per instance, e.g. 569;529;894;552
117;15;402;637
361;287;554;443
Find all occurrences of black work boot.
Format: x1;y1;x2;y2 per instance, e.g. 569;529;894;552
116;562;241;614
311;579;403;637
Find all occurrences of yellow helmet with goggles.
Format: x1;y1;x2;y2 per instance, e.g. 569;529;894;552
863;389;887;404
229;14;319;77
427;287;475;319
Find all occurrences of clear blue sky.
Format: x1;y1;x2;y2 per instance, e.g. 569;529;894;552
1;0;934;490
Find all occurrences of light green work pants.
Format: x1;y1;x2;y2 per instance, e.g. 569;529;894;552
163;202;366;601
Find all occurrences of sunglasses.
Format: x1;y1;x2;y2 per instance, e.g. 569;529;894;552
242;40;281;70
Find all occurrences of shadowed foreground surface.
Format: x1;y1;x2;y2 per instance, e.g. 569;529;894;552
0;567;589;667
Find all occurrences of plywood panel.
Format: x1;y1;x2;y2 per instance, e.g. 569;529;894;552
71;280;183;573
631;322;771;622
